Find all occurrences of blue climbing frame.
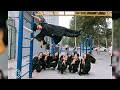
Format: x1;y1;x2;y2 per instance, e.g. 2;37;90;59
50;38;55;56
17;11;34;79
80;34;92;56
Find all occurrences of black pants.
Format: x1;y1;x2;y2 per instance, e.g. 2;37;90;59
79;64;91;75
57;64;67;74
41;62;46;70
50;62;58;68
64;29;81;37
69;64;78;73
32;64;42;72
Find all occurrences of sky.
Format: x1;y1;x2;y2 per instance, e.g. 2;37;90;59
58;11;112;29
59;12;74;28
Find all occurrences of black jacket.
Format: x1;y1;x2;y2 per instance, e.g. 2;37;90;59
35;23;65;44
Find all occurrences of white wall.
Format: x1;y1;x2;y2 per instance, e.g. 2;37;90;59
8;11;46;60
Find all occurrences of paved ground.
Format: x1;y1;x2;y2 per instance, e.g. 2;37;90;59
8;50;112;79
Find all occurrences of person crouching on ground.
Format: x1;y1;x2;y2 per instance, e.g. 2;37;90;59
57;53;68;74
50;52;59;70
44;51;52;69
68;53;80;73
32;52;44;73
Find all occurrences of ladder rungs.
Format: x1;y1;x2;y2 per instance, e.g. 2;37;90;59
21;71;29;78
22;63;30;68
22;47;30;48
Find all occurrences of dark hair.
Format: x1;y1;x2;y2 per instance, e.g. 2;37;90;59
75;53;79;57
33;24;37;31
38;52;43;55
88;51;91;54
54;52;59;57
46;51;50;56
74;51;78;54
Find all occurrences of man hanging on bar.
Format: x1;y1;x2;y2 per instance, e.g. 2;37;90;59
31;15;82;48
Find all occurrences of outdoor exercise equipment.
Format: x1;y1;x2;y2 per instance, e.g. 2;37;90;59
80;34;92;56
17;11;34;79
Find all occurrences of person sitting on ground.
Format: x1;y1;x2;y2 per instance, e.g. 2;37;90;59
68;53;80;73
50;52;59;70
67;51;75;66
57;53;68;74
31;15;82;48
78;52;96;75
44;51;52;69
87;52;96;64
32;52;43;73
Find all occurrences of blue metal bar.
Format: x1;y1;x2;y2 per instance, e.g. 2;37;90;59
22;47;30;48
29;11;34;78
23;37;31;40
21;71;29;78
80;43;81;56
90;35;92;54
23;16;32;24
50;38;55;56
22;63;30;68
86;34;88;54
16;11;23;79
22;55;30;58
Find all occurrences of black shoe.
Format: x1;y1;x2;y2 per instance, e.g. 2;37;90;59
81;72;85;75
61;70;63;74
78;72;81;76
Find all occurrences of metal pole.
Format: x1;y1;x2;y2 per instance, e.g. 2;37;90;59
29;11;34;78
75;16;77;47
90;35;92;54
50;38;55;56
86;34;88;54
16;11;23;79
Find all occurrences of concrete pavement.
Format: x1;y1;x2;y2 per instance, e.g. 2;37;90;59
8;50;112;79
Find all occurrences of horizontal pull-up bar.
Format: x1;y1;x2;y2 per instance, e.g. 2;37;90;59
35;11;112;16
35;14;111;16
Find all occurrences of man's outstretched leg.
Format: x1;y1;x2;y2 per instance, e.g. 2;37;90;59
64;29;82;37
64;31;81;37
65;29;82;34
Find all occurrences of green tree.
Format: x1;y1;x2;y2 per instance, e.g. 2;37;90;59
69;12;112;47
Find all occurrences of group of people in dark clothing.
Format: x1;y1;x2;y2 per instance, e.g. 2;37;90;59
32;51;59;73
32;51;96;75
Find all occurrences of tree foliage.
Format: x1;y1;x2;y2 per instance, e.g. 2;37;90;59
62;12;112;48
